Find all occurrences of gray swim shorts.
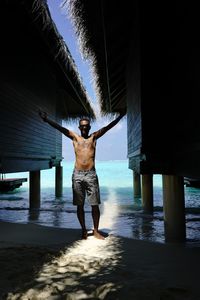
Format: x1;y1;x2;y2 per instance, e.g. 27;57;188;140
72;168;101;206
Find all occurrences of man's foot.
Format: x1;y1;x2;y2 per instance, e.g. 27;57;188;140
93;230;105;240
81;230;88;240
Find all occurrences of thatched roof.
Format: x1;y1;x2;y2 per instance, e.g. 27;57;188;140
65;0;134;115
3;0;95;120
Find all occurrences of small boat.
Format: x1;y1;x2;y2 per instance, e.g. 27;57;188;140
0;175;27;192
184;177;200;188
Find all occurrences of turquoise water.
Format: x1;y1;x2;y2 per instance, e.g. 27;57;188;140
0;160;200;245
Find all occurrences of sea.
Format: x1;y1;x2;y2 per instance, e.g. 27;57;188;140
0;160;200;246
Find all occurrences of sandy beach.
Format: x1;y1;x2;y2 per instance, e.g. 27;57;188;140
0;221;199;299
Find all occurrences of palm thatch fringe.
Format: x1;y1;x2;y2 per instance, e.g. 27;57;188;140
19;0;95;120
63;0;116;117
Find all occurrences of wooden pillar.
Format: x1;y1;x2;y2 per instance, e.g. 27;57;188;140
133;171;141;198
29;170;40;210
55;164;63;197
142;174;153;212
162;175;186;242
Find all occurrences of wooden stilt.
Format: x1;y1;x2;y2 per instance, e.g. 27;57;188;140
29;170;40;210
133;171;141;198
55;164;63;197
162;175;186;242
142;174;153;212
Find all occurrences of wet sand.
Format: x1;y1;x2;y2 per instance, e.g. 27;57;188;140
0;220;200;299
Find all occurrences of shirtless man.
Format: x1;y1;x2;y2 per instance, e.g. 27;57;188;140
39;111;125;239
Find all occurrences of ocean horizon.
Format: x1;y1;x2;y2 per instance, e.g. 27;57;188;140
0;159;200;245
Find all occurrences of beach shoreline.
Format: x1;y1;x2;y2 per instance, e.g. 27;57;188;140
0;220;200;299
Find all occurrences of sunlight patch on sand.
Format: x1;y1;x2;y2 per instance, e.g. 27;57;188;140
7;236;122;299
7;190;123;299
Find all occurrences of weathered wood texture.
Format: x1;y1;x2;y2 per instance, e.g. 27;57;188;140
139;2;200;177
0;2;63;173
0;82;62;173
126;11;142;172
128;2;200;178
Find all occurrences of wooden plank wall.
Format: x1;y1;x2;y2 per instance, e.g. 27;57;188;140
139;2;200;177
0;82;62;173
0;4;63;173
126;24;142;172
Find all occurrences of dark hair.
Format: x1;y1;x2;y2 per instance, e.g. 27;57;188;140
79;118;90;126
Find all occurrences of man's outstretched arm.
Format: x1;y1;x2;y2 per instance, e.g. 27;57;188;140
92;112;126;139
39;111;75;140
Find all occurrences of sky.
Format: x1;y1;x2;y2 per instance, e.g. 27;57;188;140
47;0;127;161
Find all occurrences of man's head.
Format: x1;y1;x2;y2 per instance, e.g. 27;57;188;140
79;118;91;137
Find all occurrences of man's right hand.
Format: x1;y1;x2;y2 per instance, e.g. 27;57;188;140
39;111;47;122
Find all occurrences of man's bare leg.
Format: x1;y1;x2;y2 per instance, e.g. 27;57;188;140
77;205;87;239
92;205;105;239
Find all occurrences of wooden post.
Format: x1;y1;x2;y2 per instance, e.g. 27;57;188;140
55;164;63;197
133;171;141;198
162;175;186;242
142;174;153;212
29;170;40;210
